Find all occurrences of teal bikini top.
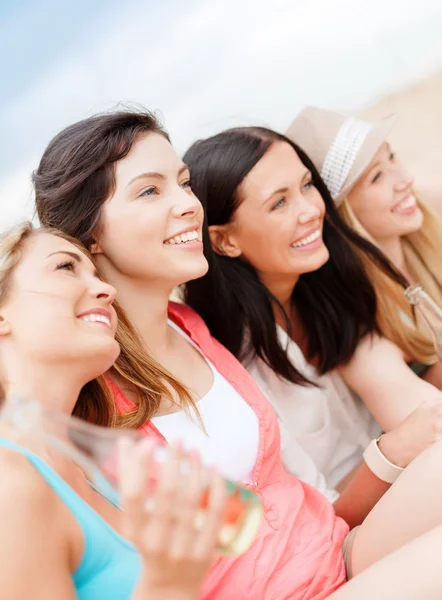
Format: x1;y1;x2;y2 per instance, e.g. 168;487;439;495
0;436;141;599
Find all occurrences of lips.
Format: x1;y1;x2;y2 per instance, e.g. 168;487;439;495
291;228;321;248
392;194;417;214
77;308;112;328
163;229;201;245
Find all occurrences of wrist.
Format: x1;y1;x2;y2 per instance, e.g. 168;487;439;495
363;435;404;484
377;431;408;469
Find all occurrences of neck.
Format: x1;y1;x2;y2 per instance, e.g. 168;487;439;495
103;269;172;358
376;236;409;277
3;359;83;416
259;272;298;328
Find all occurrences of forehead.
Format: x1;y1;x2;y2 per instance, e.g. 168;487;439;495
368;142;390;165
241;141;306;199
114;132;184;185
16;233;92;274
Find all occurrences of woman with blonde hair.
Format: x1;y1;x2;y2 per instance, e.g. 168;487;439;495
0;222;226;599
286;107;442;386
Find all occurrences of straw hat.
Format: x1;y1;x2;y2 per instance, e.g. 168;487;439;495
285;106;398;205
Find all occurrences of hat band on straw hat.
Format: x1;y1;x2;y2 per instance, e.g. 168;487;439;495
321;117;372;199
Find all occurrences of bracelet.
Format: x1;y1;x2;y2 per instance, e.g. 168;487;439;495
363;436;404;484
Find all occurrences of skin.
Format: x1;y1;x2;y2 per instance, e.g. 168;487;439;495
347;142;423;276
347;142;442;390
72;130;442;594
92;133;214;411
209;141;329;318
208;140;442;527
0;233;224;599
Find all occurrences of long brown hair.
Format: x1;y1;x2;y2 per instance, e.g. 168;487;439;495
34;109;198;428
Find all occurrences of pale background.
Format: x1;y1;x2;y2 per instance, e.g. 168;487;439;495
1;0;442;228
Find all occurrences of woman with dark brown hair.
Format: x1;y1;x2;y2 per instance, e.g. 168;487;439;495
33;108;442;599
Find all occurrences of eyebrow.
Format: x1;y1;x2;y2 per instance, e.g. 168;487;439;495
46;250;99;278
261;170;312;207
126;164;189;189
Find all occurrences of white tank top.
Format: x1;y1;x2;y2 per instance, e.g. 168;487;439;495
151;320;260;483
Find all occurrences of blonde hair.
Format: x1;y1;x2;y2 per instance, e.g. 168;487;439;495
338;199;439;364
0;223;198;428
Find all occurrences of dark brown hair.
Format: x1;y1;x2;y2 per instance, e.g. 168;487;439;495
34;109;198;428
183;127;408;383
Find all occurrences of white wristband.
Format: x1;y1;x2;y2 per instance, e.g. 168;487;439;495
363;436;404;484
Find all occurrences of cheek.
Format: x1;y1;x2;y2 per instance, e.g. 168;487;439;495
100;203;164;260
349;189;390;230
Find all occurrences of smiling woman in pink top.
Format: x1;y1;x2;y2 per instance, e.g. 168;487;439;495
33;109;442;599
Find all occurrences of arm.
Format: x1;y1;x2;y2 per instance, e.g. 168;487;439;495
334;396;442;527
333;461;390;529
0;453;76;600
338;335;442;431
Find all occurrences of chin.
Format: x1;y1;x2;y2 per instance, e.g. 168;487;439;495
172;255;209;286
88;340;120;376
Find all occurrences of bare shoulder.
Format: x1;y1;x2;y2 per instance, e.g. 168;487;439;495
0;446;58;517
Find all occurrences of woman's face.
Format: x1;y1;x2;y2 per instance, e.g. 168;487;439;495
212;141;329;291
93;133;207;289
347;142;423;241
0;233;119;380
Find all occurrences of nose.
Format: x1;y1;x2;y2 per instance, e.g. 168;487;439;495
394;160;414;192
297;195;322;225
171;186;202;219
88;277;117;304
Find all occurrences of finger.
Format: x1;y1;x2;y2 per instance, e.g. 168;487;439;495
140;442;183;553
167;450;205;559
193;468;226;559
119;438;155;540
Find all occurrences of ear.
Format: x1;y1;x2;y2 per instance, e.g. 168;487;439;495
0;313;12;337
208;225;242;258
89;238;102;256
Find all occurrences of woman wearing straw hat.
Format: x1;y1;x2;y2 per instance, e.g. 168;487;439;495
286;108;442;388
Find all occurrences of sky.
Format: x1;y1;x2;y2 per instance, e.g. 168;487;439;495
1;0;442;228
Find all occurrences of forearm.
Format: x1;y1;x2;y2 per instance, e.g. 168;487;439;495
333;462;390;528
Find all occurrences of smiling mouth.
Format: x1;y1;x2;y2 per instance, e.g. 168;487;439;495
392;195;417;214
163;230;201;245
291;229;321;248
78;313;111;328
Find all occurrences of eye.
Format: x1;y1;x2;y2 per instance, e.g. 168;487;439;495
56;260;75;272
180;179;191;189
302;179;314;191
270;197;286;211
139;186;158;197
371;171;382;184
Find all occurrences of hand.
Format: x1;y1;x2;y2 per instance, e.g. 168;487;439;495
379;396;442;468
118;438;226;599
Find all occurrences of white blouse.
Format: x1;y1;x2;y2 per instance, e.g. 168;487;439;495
152;320;260;484
246;325;381;501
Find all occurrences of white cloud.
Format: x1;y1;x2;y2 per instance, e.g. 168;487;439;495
1;0;442;228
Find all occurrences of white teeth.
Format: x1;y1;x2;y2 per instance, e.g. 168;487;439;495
291;229;321;248
392;195;416;213
164;230;200;245
80;314;111;327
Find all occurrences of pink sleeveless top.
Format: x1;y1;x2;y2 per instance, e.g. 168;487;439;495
109;302;349;600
